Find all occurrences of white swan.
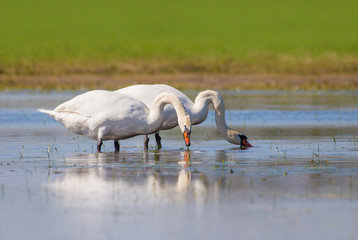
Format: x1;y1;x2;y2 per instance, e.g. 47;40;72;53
38;90;192;152
116;84;252;148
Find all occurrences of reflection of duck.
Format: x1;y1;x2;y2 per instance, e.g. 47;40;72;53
38;90;191;152
116;84;252;148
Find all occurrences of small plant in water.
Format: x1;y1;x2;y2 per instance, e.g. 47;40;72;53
47;146;51;159
19;145;25;159
154;150;160;162
333;137;337;150
55;147;59;160
275;146;280;163
311;144;321;164
275;146;287;161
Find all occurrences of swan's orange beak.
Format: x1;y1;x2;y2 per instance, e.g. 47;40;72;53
241;138;253;148
183;130;191;147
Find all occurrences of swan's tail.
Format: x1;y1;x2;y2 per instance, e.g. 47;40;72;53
38;108;88;121
38;108;90;136
38;108;56;118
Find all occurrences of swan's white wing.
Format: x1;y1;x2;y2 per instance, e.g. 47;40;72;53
89;100;152;140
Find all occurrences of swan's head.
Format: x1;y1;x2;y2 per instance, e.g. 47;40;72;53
227;130;253;148
178;114;192;147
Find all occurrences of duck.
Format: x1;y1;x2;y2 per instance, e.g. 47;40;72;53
38;90;192;152
116;84;252;148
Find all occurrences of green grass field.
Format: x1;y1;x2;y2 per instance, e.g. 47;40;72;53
0;0;358;77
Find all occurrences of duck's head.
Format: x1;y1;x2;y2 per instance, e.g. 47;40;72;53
227;130;253;148
178;114;192;147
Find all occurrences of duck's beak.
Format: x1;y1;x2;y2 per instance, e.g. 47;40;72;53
183;129;191;147
241;138;253;148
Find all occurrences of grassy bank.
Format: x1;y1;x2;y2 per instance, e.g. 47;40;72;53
1;0;358;90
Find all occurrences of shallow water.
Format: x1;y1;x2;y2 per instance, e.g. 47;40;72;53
1;90;358;240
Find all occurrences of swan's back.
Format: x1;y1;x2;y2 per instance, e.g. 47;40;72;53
116;85;193;130
116;84;193;108
55;90;147;118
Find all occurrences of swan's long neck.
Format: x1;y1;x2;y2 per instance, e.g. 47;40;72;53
192;90;232;141
147;93;188;130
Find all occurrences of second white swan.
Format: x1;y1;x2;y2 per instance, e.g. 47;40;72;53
116;84;252;148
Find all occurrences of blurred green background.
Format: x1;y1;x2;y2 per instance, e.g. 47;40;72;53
0;0;357;73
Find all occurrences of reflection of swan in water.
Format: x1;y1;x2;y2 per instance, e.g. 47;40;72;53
46;151;210;207
176;151;208;204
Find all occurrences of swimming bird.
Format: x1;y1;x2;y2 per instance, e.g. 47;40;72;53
38;90;191;152
116;84;252;148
